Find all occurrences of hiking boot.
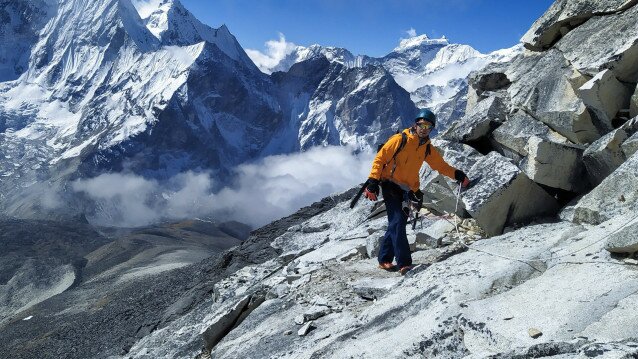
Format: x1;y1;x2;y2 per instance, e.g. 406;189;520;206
378;262;396;271
399;266;413;275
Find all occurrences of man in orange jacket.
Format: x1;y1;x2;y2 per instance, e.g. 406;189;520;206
364;108;470;275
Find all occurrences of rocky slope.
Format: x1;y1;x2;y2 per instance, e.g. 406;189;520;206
0;189;356;359
113;1;637;357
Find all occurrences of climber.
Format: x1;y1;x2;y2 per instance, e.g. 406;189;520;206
364;108;471;275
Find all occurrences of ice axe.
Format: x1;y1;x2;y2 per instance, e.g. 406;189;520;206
349;179;370;209
411;195;424;230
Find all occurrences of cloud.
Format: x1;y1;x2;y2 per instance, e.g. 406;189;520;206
71;146;374;229
406;28;417;38
245;33;298;74
130;0;163;19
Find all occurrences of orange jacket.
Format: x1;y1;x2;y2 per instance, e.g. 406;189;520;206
368;128;457;192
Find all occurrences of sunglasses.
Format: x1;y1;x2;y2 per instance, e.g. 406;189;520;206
416;122;433;130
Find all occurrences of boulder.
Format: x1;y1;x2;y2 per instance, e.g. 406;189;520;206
430;139;483;172
466;62;512;114
631;86;638;118
421;220;456;241
420;173;470;218
572;152;638;224
491;110;567;162
415;232;441;248
297;321;315;336
471;71;512;94
577;69;631;128
520;136;587;192
461;152;559;236
506;49;603;144
420;140;482;217
582;128;630;186
442;96;507;143
521;0;631;51
556;4;638;82
605;220;638;254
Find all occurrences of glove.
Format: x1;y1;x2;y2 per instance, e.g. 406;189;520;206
408;189;423;204
364;178;380;201
454;169;467;182
454;169;471;189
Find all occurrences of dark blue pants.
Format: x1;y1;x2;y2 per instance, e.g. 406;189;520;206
378;181;412;267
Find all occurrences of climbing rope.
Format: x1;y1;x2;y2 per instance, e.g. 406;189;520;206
451;182;638;271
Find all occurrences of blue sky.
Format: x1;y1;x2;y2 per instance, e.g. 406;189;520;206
179;0;554;57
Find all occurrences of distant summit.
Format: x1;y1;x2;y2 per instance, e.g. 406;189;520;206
394;34;449;52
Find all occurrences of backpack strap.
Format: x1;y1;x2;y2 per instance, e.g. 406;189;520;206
389;132;407;176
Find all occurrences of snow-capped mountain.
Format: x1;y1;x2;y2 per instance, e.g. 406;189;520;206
0;0;414;219
255;33;522;130
256;44;360;75
268;56;416;153
141;0;256;69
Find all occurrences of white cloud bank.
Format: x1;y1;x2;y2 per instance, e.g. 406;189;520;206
245;33;298;74
72;146;375;228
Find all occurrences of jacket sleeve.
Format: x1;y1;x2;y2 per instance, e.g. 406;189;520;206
368;134;402;180
424;145;457;180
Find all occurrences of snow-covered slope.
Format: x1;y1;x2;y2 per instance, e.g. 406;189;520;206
0;0;56;82
140;0;256;69
0;0;282;217
257;44;359;75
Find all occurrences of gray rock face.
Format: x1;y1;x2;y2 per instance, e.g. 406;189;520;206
421;220;456;241
521;0;632;51
470;66;512;94
461;152;559;236
491;110;565;161
623;131;638;157
506;49;603;144
577;69;632;128
573;152;638;224
420;173;470;217
419;140;481;218
556;3;638;82
582;128;630;186
465;62;512;114
296;62;416;151
431;139;483;173
631;86;638;118
366;234;382;259
520;136;587;192
605;220;638;254
442;96;507;143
